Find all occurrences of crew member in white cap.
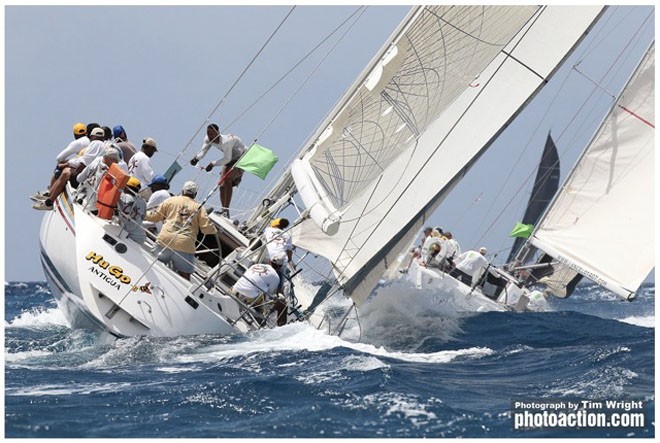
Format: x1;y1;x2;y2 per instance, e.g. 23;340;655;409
450;247;489;287
75;146;121;209
232;252;288;326
33;126;106;211
144;180;218;280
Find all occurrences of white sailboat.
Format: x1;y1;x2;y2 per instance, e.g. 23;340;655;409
38;5;608;337
407;40;655;313
511;41;655;302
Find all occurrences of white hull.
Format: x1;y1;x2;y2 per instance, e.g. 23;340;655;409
402;260;547;313
39;190;287;337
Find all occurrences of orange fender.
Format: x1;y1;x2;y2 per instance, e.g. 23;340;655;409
96;163;129;219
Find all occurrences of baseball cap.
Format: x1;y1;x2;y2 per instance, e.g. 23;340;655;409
479;247;488;254
148;174;168;187
142;137;158;150
73;122;87;135
112;125;125;138
126;177;141;189
90;127;105;137
182;181;198;195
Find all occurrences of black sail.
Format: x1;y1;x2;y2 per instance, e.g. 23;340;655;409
507;133;560;264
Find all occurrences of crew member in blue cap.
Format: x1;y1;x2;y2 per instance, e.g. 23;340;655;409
143;174;172;235
112;124;137;163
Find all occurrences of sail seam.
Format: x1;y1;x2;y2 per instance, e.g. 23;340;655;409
501;51;545;81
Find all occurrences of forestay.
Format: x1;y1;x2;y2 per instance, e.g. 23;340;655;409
288;5;605;306
529;42;655;300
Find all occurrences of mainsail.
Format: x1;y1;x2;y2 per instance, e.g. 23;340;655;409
254;6;605;306
292;6;606;306
506;133;560;264
528;42;655;300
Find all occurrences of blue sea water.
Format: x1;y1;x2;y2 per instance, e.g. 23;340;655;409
5;280;654;438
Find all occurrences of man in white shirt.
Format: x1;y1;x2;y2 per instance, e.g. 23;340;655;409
232;253;288;326
189;123;246;215
439;231;461;271
263;218;295;270
128;137;158;192
450;247;489;287
33;126;106;211
75;147;121;210
142;175;172;234
31;122;92;203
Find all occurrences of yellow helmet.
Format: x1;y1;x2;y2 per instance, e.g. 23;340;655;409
126;177;141;190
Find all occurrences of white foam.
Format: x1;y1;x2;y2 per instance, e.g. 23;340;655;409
5;349;52;364
6;307;69;329
618;316;655;328
176;322;493;365
156;366;197;373
5;382;133;397
363;392;441;426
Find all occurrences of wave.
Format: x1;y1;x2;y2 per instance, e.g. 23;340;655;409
5;307;69;329
617;316;655;328
6;382;134;397
175;322;493;366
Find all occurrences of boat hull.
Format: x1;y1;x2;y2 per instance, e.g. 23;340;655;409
38;191;252;337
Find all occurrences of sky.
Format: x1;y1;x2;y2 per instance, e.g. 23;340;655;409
3;5;655;282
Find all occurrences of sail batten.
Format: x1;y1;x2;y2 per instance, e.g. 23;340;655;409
529;42;655;300
289;6;605;306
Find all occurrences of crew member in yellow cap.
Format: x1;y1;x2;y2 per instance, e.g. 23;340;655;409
263;218;295;270
31;122;97;209
118;177;147;245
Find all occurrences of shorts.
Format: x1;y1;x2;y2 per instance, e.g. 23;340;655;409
153;245;195;274
219;162;244;187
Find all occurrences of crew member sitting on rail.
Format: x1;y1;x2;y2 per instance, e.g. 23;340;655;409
33;126;106;211
399;226;433;273
420;229;444;267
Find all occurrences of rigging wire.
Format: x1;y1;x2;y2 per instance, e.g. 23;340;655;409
223;6;368;133
171;6;297;167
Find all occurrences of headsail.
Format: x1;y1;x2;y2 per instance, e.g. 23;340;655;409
506;133;560;264
528;42;655;300
288;6;605;306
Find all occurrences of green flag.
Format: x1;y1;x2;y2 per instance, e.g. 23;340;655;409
234;144;278;179
509;222;534;238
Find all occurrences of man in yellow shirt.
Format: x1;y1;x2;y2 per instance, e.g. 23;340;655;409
145;181;219;280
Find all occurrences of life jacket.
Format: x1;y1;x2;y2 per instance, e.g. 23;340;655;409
96;163;129;219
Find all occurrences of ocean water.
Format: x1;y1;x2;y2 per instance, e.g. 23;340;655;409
5;280;654;438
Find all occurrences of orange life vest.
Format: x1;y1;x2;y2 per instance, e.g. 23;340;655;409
96;163;129;219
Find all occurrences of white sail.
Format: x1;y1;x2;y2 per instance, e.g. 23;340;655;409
529;42;655;300
288;5;605;306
